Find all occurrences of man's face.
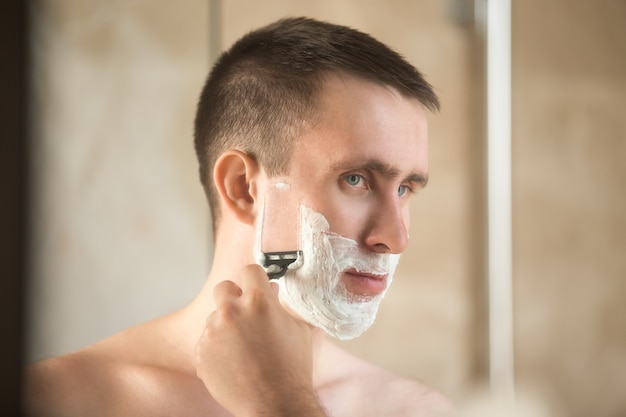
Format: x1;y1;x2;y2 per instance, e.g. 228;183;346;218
288;74;429;272
262;74;429;338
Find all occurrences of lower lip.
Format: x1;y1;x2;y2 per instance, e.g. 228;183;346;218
342;271;387;297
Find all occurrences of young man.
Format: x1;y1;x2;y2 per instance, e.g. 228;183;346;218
24;17;453;417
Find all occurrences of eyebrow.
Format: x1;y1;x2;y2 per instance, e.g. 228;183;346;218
331;159;429;187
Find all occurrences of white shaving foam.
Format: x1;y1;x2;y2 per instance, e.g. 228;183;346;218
256;205;399;340
274;181;291;190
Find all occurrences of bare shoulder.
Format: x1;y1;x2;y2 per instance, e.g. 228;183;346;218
364;369;455;417
23;349;206;417
22;328;208;417
317;342;455;417
24;349;124;417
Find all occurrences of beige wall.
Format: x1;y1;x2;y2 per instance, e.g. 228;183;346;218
27;1;626;416
27;1;211;360
512;1;626;416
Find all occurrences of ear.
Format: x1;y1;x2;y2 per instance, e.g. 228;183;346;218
213;150;262;226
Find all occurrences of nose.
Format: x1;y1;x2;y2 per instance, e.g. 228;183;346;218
363;197;409;254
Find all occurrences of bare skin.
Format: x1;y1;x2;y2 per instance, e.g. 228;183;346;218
23;75;454;417
25;292;451;417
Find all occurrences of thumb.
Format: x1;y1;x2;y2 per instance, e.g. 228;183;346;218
240;264;274;294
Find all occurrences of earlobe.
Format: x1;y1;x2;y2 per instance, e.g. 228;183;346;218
213;150;261;226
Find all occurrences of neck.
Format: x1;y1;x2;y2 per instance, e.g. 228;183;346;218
168;220;325;361
171;274;334;382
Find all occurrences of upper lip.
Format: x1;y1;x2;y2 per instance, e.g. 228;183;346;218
343;269;387;281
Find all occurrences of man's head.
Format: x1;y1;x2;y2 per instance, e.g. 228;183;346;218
194;17;439;233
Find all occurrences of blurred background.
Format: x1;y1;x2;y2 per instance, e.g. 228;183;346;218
18;1;626;416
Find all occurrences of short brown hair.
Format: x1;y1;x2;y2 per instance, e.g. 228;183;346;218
194;17;439;233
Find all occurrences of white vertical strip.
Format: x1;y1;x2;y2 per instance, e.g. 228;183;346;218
486;0;515;401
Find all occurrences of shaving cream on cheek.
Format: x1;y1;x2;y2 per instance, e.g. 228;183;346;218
275;205;400;340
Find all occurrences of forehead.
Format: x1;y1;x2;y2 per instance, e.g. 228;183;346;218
290;74;429;175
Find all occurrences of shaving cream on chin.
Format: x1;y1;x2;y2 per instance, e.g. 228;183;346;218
275;206;400;340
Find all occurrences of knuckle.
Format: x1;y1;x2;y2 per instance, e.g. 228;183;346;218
242;264;265;276
215;301;240;323
242;288;270;312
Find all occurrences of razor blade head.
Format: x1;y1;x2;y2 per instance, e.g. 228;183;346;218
263;250;303;279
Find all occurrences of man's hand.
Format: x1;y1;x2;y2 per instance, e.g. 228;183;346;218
195;264;327;416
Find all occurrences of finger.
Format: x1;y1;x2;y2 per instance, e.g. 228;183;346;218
240;264;275;296
213;280;242;304
269;281;279;296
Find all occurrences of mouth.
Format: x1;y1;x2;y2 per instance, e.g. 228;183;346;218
342;269;388;298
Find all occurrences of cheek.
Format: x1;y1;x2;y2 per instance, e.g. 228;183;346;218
306;194;367;239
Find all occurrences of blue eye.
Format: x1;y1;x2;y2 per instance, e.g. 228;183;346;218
398;185;410;196
346;175;363;186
